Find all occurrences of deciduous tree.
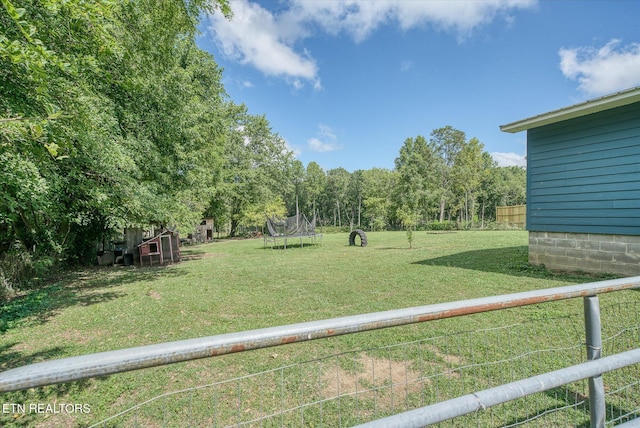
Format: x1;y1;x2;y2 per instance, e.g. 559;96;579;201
430;126;466;222
394;136;438;226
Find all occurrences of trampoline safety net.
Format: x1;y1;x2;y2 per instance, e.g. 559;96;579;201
264;214;321;248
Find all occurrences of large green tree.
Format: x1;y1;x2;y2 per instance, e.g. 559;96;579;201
451;137;487;224
430;126;466;222
394;135;438;226
1;0;231;288
324;168;351;228
213;111;296;236
302;161;327;222
346;170;364;228
480;165;527;222
361;168;396;231
282;159;305;217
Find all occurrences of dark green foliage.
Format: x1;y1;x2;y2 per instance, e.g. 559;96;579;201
0;0;233;293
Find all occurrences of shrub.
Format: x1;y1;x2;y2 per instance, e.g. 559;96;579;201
0;243;32;299
0;242;57;300
426;221;456;231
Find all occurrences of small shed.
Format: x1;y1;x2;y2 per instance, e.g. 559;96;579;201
137;229;181;266
500;86;640;276
195;218;214;242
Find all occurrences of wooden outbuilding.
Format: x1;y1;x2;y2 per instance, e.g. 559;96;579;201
137;229;181;266
501;86;640;276
195;218;214;242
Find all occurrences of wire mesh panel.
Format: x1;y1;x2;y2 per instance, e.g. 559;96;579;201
601;300;640;427
90;300;640;427
263;214;322;248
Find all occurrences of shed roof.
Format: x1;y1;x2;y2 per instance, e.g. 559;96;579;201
500;86;640;133
137;228;178;247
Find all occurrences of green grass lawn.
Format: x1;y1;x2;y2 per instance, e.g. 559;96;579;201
1;231;638;427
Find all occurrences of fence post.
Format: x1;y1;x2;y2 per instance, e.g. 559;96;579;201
584;295;605;428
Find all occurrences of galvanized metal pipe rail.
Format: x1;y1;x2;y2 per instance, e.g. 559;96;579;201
1;276;639;393
584;295;605;428
353;347;640;428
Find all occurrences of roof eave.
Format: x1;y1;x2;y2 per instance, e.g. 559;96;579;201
500;86;640;134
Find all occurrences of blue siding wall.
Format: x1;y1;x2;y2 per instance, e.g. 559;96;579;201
527;102;640;235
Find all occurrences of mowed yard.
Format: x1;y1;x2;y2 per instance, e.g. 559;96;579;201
1;230;638;427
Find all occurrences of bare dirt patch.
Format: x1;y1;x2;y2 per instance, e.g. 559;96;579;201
146;290;162;300
321;355;426;406
320;348;466;413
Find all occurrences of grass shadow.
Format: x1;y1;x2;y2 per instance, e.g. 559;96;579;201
498;389;590;427
1;266;187;334
500;385;638;427
180;245;216;258
0;342;69;370
413;246;619;281
414;245;529;274
181;252;227;261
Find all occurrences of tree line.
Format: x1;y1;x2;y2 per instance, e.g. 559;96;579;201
217;127;525;236
0;0;524;293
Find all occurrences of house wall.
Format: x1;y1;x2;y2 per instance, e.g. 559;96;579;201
527;102;640;235
526;102;640;276
529;232;640;276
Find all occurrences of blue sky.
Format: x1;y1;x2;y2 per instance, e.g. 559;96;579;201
197;0;640;172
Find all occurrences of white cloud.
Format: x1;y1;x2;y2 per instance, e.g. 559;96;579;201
392;0;536;38
400;60;413;72
206;0;321;89
288;0;536;43
308;124;341;153
287;1;394;43
206;0;536;87
308;138;337;152
491;152;526;167
559;39;640;96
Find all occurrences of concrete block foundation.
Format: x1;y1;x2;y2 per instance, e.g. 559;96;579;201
529;232;640;276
